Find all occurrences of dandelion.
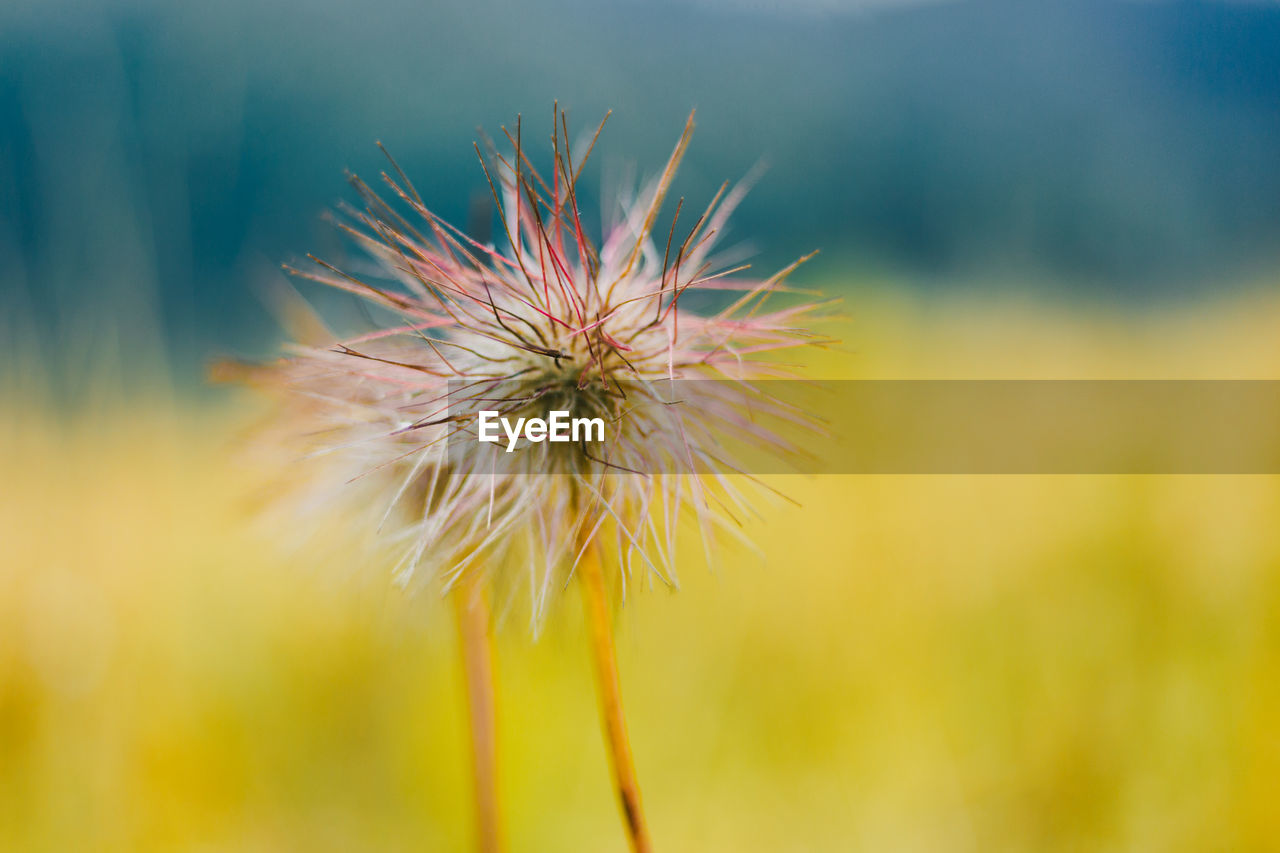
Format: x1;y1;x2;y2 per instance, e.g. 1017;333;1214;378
230;107;830;852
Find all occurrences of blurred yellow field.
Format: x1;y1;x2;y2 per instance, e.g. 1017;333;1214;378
3;294;1280;851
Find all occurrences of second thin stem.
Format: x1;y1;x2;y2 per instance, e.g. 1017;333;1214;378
453;577;504;853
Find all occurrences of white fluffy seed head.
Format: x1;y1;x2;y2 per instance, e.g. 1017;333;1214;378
234;108;833;627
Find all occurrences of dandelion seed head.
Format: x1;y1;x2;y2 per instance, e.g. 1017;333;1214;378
235;108;831;624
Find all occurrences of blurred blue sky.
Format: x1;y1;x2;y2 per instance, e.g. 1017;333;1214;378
2;0;1279;375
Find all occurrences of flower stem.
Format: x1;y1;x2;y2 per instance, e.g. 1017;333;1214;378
453;577;504;853
579;547;654;853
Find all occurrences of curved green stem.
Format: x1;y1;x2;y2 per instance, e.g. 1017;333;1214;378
579;547;654;853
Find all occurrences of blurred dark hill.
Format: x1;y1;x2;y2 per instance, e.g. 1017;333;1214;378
2;0;1279;376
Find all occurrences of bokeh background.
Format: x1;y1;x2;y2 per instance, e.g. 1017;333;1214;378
3;0;1280;850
